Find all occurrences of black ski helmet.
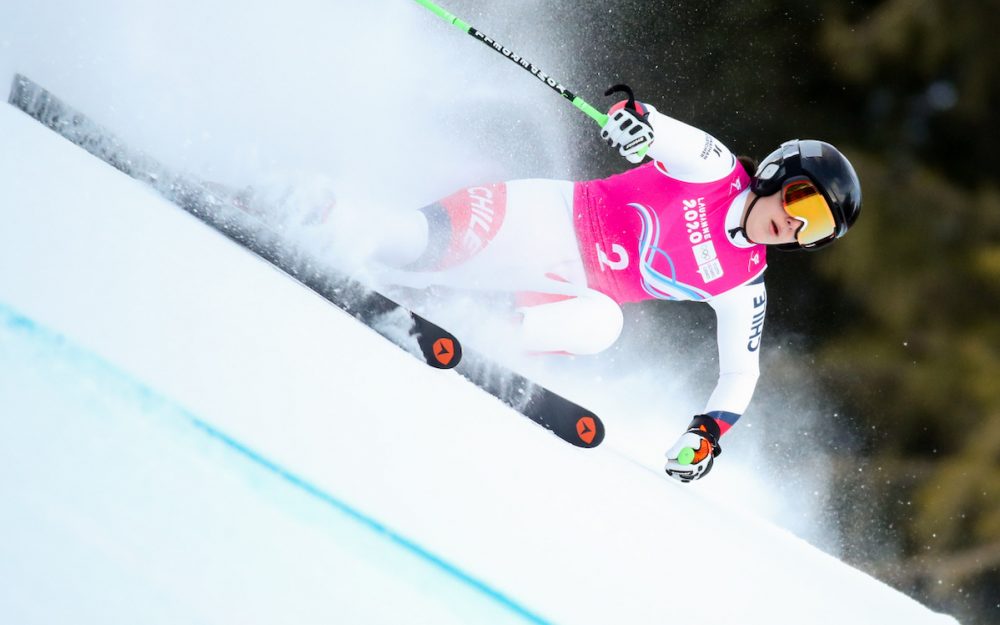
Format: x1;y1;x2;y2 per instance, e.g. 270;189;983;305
750;139;862;251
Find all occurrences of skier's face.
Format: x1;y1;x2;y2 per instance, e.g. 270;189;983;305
744;193;804;246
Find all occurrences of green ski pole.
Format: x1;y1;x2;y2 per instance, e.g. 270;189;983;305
411;0;609;127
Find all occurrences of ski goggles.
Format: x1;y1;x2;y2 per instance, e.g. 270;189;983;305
782;178;837;247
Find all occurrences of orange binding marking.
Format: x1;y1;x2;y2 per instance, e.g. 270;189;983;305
576;416;597;445
432;338;455;366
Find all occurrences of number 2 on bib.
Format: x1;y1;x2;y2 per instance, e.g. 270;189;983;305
596;243;629;272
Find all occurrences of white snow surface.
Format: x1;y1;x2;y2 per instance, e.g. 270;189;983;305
0;85;961;624
0;0;961;622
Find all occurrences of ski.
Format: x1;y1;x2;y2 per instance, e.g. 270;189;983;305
7;74;603;448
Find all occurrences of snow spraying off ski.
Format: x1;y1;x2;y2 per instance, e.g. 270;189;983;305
9;74;603;448
8;73;462;371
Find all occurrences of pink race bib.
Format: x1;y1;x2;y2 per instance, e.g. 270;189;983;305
574;161;766;303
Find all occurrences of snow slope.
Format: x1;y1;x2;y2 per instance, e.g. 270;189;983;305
0;88;960;624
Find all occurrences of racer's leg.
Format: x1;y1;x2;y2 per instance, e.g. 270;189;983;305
374;179;624;355
517;289;624;355
375;179;581;293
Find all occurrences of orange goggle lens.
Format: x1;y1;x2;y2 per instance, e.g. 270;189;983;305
782;180;836;246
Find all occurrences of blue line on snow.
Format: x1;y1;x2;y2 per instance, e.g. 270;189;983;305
0;301;553;625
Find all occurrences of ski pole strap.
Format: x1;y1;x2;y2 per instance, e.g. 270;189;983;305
411;0;608;127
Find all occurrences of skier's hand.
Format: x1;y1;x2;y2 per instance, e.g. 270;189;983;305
600;101;654;164
664;415;722;483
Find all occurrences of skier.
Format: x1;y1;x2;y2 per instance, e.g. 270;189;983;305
366;97;862;482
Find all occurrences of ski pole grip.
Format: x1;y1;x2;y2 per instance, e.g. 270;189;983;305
604;83;639;114
603;83;650;159
676;447;696;466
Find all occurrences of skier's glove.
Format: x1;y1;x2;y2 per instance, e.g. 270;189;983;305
664;415;722;483
600;100;654;164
